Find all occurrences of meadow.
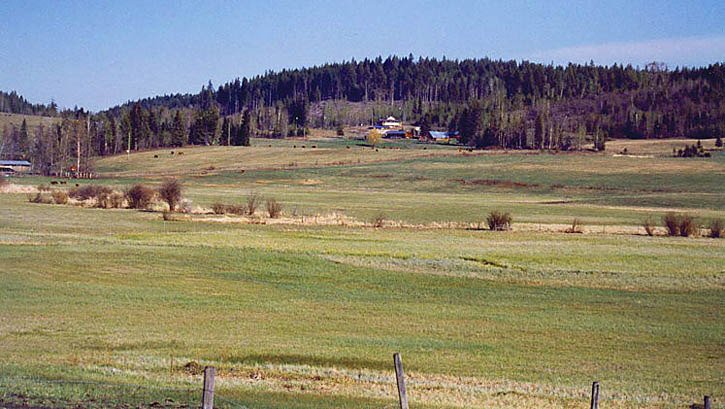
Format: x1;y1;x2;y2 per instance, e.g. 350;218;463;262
0;137;723;408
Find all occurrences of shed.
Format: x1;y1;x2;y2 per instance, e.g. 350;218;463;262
0;160;32;173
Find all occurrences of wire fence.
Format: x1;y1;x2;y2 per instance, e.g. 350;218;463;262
0;375;249;409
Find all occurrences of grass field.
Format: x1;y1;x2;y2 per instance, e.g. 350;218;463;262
1;138;723;408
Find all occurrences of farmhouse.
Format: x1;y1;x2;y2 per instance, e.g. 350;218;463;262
377;116;402;129
0;160;31;174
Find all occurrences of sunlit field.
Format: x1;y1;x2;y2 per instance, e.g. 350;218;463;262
1;138;723;409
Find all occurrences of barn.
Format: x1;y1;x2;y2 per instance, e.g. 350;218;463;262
0;160;32;174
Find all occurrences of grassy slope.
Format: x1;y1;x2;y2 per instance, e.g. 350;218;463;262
0;112;59;130
1;139;724;408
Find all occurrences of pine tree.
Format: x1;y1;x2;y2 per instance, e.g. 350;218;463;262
238;110;252;146
171;111;187;147
18;119;29;159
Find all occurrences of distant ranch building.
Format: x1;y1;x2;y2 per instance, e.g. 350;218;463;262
0;160;31;174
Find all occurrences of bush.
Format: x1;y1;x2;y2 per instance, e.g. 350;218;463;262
125;184;156;209
51;190;68;205
709;219;723;238
486;211;512;231
565;218;583;233
678;214;698;237
27;192;52;204
211;202;227;215
37;184;51;192
266;198;282;218
372;213;386;228
109;192;125;208
246;192;261;215
642;216;656;236
227;204;246;215
158;178;183;212
336;125;345;136
69;184;113;200
662;212;680;236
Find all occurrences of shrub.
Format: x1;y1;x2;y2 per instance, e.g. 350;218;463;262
162;210;177;221
69;184;113;200
125;184;156;209
109;192;125;208
211;202;227;215
266;198;282;218
486;211;512;231
565;218;583;234
227;204;246;215
246;192;261;215
662;212;680;236
27;192;52;204
336;125;345;136
678;214;698;237
158;178;183;212
372;213;386;228
37;184;51;192
709;219;723;238
51;190;69;205
642;217;656;236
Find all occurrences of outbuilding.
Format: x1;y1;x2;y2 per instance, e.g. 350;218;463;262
0;160;32;174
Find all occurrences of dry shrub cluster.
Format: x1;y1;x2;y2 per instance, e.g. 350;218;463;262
642;217;656;236
707;219;722;238
69;184;113;200
372;213;386;228
158;178;183;212
564;218;583;233
266;199;282;218
662;212;699;237
125;184;156;209
246;192;261;215
51;190;69;205
27;192;53;204
487;211;512;231
212;203;246;215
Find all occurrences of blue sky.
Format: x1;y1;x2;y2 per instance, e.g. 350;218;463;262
1;0;723;111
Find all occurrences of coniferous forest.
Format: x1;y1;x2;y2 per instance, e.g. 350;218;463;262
1;56;724;174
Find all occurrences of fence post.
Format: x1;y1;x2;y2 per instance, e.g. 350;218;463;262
590;381;600;409
704;396;711;409
393;353;409;409
201;366;215;409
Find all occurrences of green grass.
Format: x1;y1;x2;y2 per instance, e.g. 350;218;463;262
1;140;724;408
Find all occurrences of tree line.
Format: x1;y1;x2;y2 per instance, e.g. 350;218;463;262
1;56;723;173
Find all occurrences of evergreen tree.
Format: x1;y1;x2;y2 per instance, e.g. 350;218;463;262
18;119;29;159
170;111;187;147
237;110;252;146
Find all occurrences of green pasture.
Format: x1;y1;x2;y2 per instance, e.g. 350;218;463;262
1;139;723;408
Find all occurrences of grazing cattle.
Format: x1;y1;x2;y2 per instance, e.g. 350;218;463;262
177;151;184;155
60;181;67;185
153;155;158;158
50;181;58;185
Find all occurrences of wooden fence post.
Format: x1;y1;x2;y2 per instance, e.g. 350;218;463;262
201;366;215;409
590;381;600;409
704;396;711;409
393;353;409;409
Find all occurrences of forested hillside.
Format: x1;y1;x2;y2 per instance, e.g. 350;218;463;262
2;56;724;175
0;90;59;117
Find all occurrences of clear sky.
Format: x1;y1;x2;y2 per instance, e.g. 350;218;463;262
1;0;723;111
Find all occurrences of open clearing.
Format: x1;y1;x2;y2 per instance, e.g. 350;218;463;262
1;138;723;408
